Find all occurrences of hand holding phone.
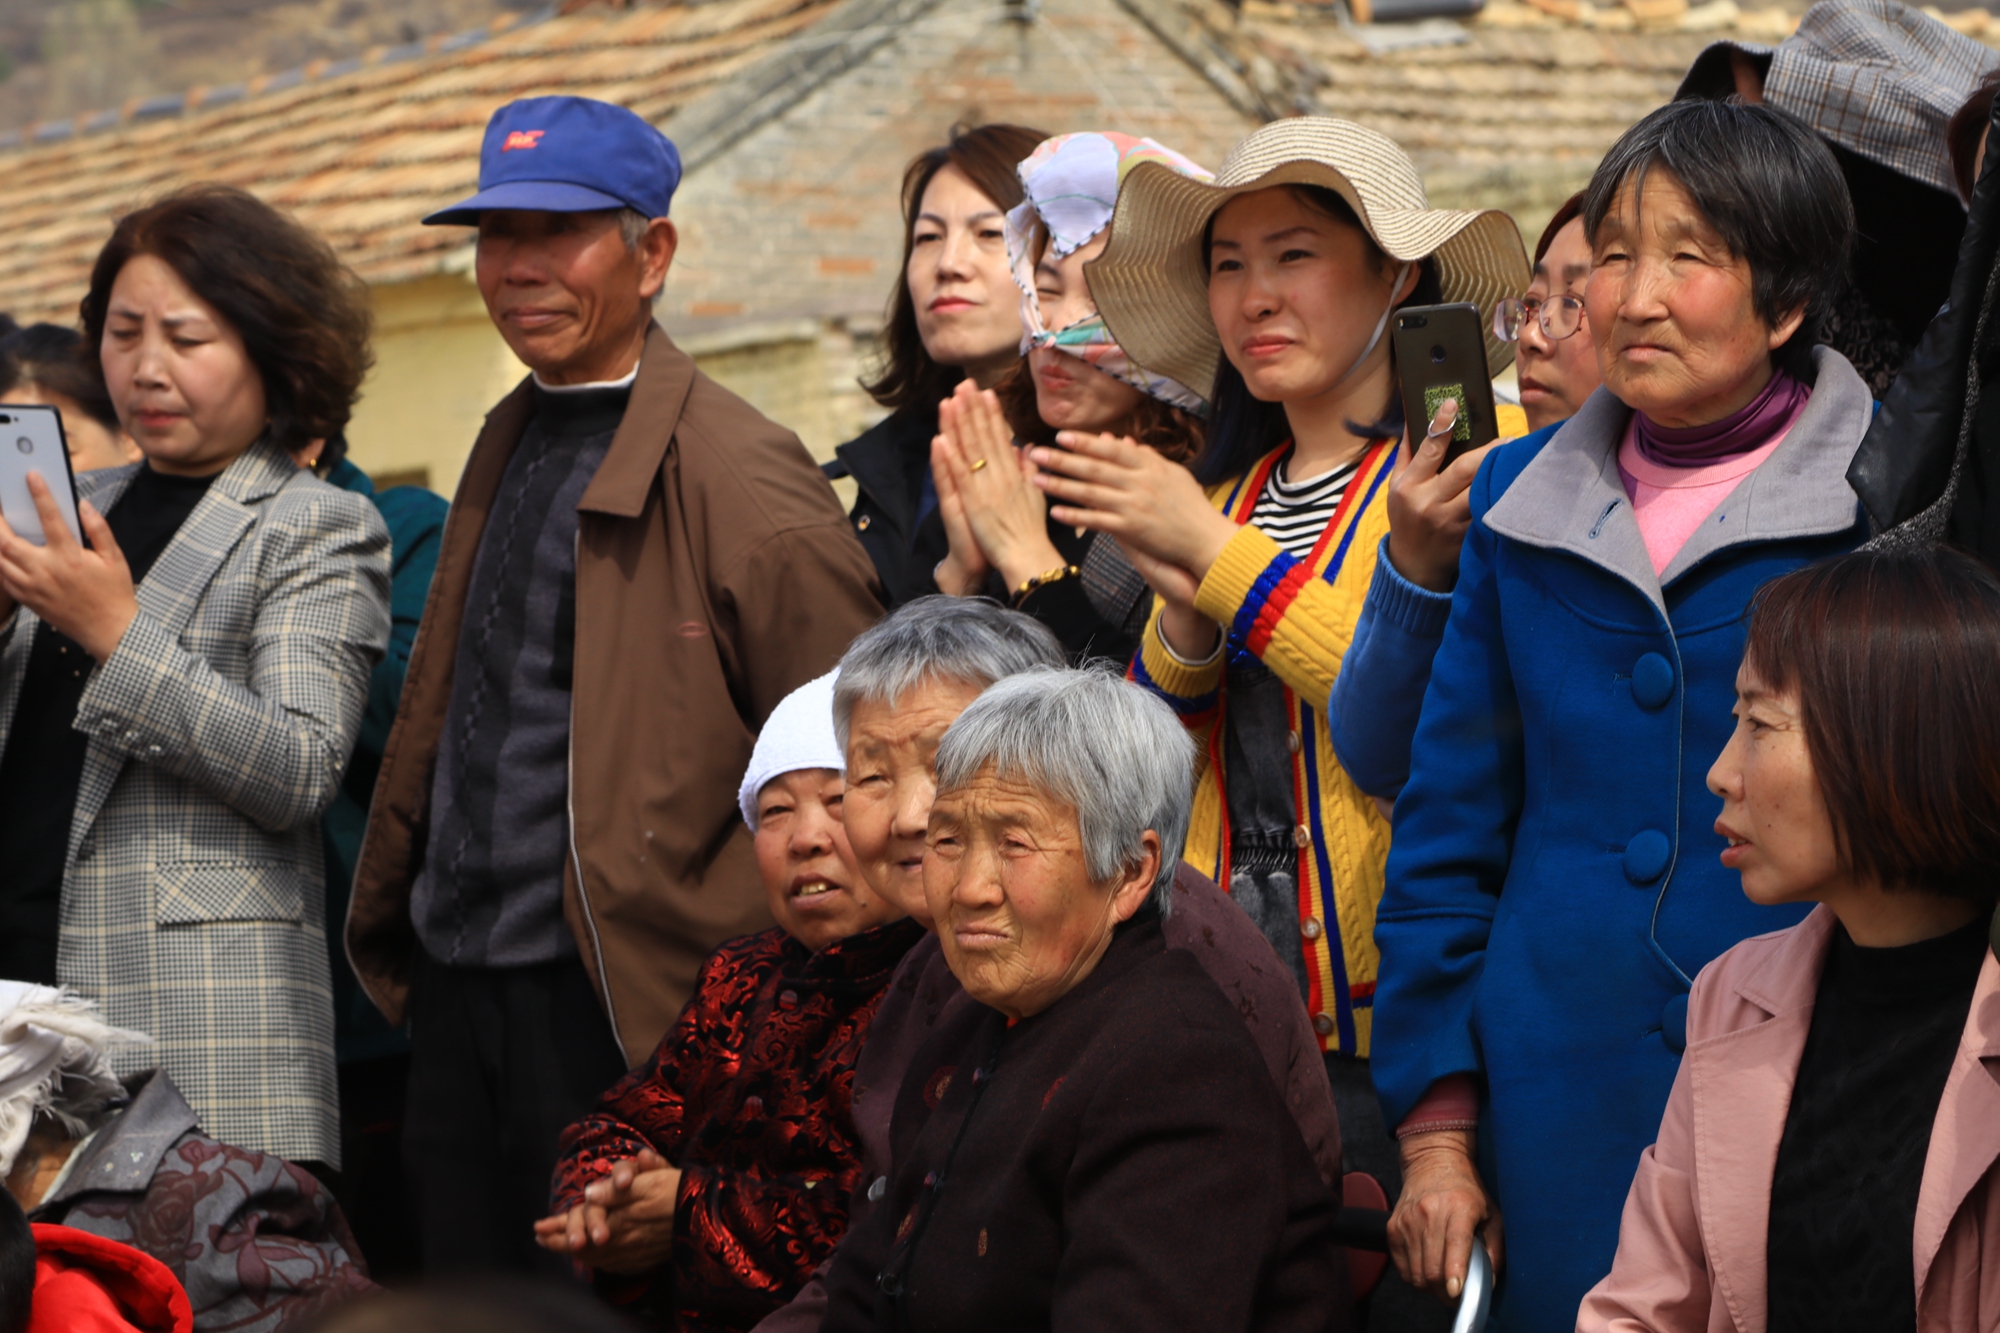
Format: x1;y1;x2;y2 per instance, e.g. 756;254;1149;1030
0;405;81;547
0;469;138;659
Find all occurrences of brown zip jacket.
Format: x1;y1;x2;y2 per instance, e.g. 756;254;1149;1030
346;323;884;1063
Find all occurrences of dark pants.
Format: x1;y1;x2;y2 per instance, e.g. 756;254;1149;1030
1326;1054;1455;1333
404;952;629;1275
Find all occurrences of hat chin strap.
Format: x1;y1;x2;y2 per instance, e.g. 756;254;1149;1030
1308;262;1410;403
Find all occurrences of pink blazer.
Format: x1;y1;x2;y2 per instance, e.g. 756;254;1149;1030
1578;905;2000;1333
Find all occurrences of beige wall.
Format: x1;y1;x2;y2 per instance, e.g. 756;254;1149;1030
345;271;526;498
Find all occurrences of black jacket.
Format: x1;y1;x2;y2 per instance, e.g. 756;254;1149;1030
829;407;948;610
828;407;1146;663
1848;94;2000;563
819;908;1346;1333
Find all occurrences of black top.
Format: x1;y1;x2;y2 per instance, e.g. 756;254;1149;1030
1766;915;1990;1333
819;907;1345;1333
0;466;216;982
830;406;948;610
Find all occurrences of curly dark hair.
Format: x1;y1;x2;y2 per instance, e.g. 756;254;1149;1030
862;123;1047;417
80;184;373;453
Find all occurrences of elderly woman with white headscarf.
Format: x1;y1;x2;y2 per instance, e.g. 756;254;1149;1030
818;667;1343;1333
0;984;373;1331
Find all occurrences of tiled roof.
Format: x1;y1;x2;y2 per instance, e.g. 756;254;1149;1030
0;0;847;323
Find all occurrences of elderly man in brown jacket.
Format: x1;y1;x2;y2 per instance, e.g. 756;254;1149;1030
346;95;882;1275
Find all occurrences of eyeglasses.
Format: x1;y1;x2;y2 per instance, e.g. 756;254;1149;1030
1493;294;1585;344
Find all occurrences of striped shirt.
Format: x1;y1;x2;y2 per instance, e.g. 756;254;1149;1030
1249;454;1360;557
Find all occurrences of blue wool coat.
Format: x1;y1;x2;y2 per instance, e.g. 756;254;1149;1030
1372;349;1874;1333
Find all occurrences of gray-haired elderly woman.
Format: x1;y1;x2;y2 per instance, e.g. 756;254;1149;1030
817;668;1343;1333
752;600;1346;1333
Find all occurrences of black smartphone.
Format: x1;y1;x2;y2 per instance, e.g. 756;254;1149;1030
1392;303;1500;467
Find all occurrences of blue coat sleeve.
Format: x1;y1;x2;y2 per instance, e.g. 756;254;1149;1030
1327;535;1456;800
1370;454;1527;1128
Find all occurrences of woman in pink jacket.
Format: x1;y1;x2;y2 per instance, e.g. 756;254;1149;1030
1579;544;2000;1333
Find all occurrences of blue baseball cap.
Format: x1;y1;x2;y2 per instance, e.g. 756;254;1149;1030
424;95;682;226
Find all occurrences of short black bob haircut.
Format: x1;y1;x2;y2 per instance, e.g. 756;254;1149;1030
1581;99;1853;381
1742;545;2000;904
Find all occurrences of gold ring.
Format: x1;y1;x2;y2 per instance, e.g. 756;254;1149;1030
969;458;988;472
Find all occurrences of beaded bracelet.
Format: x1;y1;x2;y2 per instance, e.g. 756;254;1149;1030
1011;563;1079;607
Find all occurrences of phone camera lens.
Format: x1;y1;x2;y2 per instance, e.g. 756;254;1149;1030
14;437;30;455
1431;345;1447;364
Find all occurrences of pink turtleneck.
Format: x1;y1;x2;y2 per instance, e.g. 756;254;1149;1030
1616;387;1810;576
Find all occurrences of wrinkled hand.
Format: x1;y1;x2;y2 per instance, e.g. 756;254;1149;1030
1031;430;1236;582
1388;1130;1505;1302
533;1149;682;1275
934;381;1063;590
1385;400;1497;594
0;473;136;661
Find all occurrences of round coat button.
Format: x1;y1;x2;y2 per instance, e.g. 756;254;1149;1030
778;990;799;1011
1630;653;1675;709
1661;993;1689;1053
1623;830;1672;884
1312;1013;1335;1036
1301;917;1324;941
743;1095;765;1118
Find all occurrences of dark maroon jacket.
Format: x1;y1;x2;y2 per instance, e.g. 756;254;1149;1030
820;907;1345;1333
752;863;1346;1333
551;917;924;1332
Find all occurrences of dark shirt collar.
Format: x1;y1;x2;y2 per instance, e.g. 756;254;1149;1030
1826;915;1990;1010
787;916;927;992
529;378;633;439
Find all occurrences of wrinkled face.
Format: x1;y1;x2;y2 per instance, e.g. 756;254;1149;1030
842;676;988;930
1516;218;1601;433
1207;186;1406;405
99;254;268;478
0;385;137;474
1707;663;1847;908
754;768;901;952
907;166;1021;386
475;208;673;385
925;763;1154;1020
1586;170;1795;429
1029;231;1143;433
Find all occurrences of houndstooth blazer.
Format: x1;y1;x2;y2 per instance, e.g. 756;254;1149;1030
0;441;390;1166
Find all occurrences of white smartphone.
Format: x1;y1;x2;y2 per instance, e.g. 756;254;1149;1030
0;404;82;546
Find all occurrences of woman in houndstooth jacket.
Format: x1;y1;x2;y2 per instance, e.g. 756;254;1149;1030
0;185;390;1168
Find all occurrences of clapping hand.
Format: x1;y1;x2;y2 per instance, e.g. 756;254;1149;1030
0;472;137;660
533;1148;682;1275
931;380;1065;595
1030;428;1238;659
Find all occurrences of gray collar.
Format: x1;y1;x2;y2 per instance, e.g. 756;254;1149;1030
1482;347;1872;615
39;1069;200;1210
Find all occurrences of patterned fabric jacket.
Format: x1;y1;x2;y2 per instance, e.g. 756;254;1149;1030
31;1070;378;1332
552;918;926;1332
0;442;392;1164
1131;438;1396;1057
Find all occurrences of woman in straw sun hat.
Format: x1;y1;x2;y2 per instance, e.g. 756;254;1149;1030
1026;110;1527;1241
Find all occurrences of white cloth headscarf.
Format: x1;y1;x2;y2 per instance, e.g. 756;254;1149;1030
737;670;845;832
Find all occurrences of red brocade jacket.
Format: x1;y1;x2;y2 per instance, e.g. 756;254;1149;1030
551;917;926;1332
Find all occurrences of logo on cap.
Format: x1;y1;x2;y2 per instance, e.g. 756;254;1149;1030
502;130;545;151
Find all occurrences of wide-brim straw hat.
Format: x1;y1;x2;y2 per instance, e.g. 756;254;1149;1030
1088;117;1531;396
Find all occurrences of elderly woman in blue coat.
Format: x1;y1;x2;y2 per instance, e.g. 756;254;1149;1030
1370;99;1872;1331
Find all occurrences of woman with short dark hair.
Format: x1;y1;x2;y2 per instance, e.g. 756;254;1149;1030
1582;545;2000;1333
0;184;390;1166
1370;98;1874;1330
0;324;138;474
828;123;1046;607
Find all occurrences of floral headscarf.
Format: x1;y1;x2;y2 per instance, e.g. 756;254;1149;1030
1005;132;1213;415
